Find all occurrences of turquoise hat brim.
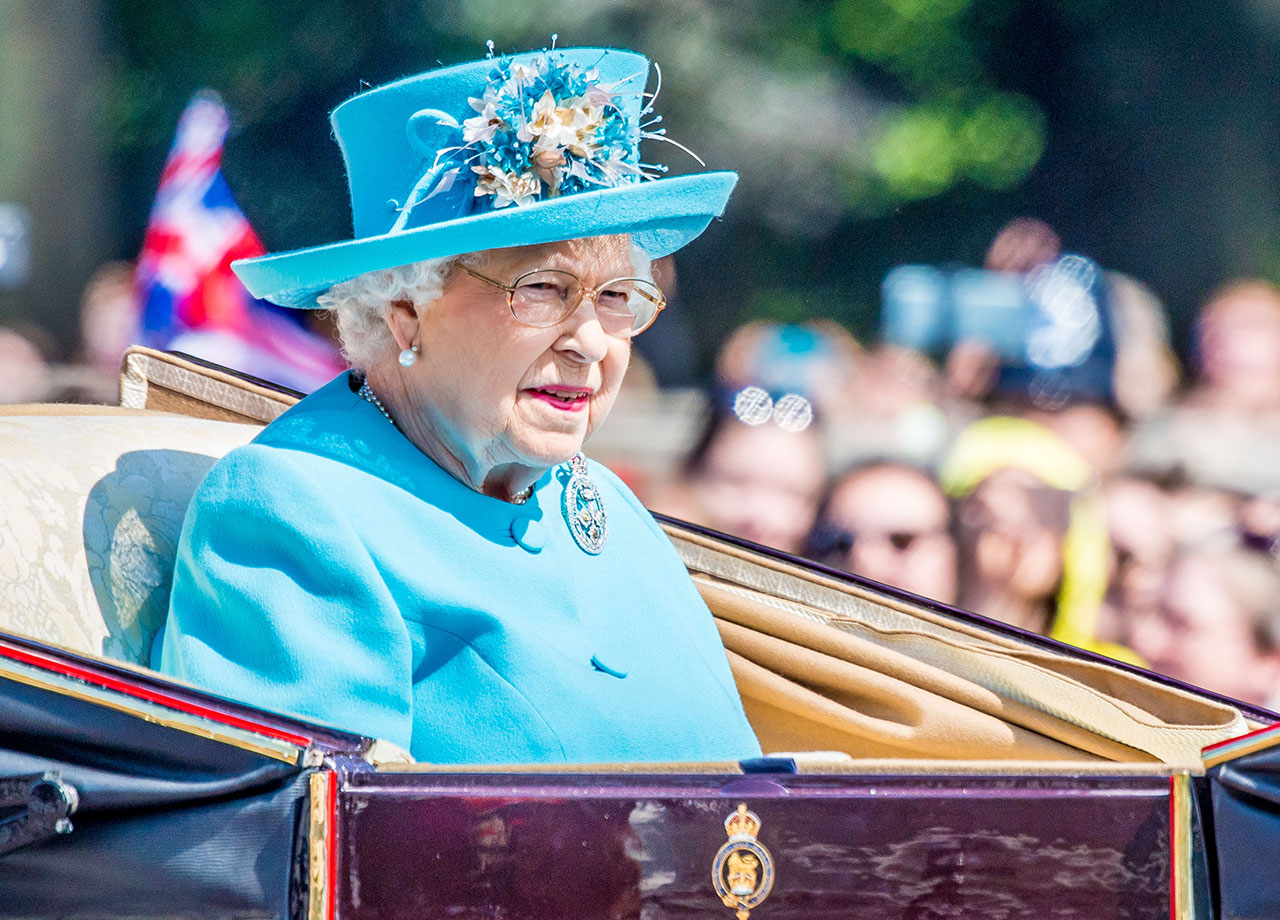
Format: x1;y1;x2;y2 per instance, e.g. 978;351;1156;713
232;172;737;308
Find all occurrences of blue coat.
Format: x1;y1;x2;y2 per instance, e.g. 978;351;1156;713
155;374;761;764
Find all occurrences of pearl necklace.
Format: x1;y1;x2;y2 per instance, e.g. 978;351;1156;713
357;376;532;505
357;377;394;424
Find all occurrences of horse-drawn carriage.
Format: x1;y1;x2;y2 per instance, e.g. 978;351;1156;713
2;348;1277;919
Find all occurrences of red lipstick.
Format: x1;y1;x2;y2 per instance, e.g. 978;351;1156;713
525;385;593;412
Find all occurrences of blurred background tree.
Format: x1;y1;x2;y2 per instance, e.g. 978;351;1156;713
5;0;1280;371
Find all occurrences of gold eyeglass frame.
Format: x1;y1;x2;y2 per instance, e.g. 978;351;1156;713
455;263;666;338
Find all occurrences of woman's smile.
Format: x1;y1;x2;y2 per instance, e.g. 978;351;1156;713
524;384;594;412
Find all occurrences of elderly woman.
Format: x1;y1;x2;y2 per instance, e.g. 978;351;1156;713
153;46;761;765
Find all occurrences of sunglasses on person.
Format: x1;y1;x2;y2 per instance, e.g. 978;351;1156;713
457;264;666;338
808;522;946;559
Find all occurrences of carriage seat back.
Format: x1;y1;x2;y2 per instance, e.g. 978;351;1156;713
0;405;262;664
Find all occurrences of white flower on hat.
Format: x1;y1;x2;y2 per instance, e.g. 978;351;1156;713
528;92;586;152
595;150;643;184
568;104;606;157
502;61;539;100
471;163;540;208
463;93;505;144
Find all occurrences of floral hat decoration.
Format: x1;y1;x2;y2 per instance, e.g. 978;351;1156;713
232;42;737;308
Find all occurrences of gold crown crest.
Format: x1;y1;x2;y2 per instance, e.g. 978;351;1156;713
724;804;762;841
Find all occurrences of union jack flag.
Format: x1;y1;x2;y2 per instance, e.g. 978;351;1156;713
135;92;343;392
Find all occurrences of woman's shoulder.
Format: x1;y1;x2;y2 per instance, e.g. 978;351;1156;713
192;373;402;504
191;378;372;506
187;441;346;530
250;373;372;456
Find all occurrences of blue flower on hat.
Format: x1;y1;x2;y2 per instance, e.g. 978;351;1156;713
433;51;649;212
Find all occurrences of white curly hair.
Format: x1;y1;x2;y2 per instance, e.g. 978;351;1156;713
317;239;654;371
317;254;463;371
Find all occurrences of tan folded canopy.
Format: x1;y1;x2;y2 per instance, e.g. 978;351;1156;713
670;527;1248;766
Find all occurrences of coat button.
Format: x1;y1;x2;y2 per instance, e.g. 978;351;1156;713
510;516;544;553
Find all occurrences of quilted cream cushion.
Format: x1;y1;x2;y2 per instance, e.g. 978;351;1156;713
0;411;261;664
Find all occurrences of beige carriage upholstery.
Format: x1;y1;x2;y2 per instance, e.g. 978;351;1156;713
0;347;1254;767
0;406;262;663
0;347;294;664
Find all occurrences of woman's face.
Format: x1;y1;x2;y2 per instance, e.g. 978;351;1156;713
1130;552;1276;704
405;236;634;478
691;421;826;554
1197;288;1280;401
824;465;957;604
957;467;1066;602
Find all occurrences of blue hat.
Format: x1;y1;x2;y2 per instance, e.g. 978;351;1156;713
232;47;737;308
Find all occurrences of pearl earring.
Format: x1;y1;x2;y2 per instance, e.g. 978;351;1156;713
399;345;419;368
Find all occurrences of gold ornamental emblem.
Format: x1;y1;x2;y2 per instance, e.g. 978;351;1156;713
711;804;774;920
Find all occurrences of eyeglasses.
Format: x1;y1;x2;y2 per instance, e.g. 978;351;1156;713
456;264;666;338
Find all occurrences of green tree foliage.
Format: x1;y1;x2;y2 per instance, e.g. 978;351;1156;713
91;0;1280;367
830;0;1045;206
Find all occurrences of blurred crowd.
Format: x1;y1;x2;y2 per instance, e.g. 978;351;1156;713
7;218;1280;709
646;219;1280;710
0;260;137;405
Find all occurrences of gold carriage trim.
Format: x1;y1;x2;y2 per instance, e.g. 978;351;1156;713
309;770;336;920
711;804;775;920
0;649;304;763
1170;772;1194;920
